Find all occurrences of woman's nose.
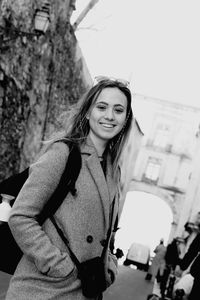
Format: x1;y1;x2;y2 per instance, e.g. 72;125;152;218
105;108;114;120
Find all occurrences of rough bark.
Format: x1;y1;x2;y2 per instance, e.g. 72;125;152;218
0;0;92;180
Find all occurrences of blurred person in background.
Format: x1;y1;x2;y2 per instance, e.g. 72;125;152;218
145;238;166;281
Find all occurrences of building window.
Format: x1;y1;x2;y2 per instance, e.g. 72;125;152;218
143;157;161;183
153;123;170;148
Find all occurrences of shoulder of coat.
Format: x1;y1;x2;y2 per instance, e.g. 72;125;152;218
35;140;70;164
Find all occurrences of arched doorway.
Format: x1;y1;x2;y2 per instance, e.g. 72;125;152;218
115;191;173;260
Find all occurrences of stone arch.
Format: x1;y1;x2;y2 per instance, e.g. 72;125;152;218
129;181;178;225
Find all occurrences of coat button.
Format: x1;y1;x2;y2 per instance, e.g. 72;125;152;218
100;239;106;247
86;235;93;243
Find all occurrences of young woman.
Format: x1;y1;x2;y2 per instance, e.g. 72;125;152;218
6;77;133;300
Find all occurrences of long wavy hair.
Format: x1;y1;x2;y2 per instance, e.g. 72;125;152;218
48;79;133;174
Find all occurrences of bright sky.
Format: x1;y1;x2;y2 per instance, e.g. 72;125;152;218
72;0;200;108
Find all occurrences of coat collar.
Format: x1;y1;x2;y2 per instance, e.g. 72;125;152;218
80;137;117;229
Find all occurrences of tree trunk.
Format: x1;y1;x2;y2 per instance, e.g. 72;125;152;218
0;0;92;180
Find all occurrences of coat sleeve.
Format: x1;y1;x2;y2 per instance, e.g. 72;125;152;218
8;142;75;278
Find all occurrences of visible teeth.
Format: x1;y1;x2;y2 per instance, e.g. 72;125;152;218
102;124;114;128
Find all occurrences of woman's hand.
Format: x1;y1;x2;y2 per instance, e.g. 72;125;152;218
174;265;183;278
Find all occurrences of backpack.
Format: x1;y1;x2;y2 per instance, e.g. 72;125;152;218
0;142;82;274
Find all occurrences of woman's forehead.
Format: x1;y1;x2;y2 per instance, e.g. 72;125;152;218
95;87;127;106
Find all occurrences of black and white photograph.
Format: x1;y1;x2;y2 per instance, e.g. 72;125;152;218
1;1;200;299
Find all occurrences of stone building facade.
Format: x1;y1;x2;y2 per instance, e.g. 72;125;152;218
128;94;200;248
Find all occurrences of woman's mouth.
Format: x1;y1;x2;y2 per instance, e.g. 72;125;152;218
100;123;115;128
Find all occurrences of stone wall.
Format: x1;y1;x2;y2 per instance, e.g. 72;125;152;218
0;0;92;180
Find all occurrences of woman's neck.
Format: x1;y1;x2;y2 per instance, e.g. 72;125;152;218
96;146;106;157
89;133;107;157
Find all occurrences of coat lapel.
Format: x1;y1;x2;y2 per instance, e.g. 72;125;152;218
81;138;117;230
106;156;118;205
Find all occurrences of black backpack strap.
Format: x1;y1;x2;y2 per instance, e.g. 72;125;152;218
50;215;81;267
50;197;116;267
38;143;82;225
101;198;116;258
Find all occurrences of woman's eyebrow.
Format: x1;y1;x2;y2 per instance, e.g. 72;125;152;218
96;101;125;108
96;101;108;105
114;104;126;107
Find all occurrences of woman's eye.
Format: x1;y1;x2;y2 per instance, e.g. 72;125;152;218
114;108;124;113
96;105;106;110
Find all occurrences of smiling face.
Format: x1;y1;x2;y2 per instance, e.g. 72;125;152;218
87;87;127;155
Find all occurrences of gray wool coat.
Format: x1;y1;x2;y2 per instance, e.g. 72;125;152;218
6;137;119;300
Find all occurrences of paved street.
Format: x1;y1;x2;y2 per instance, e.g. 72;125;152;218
0;266;154;300
104;265;154;300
